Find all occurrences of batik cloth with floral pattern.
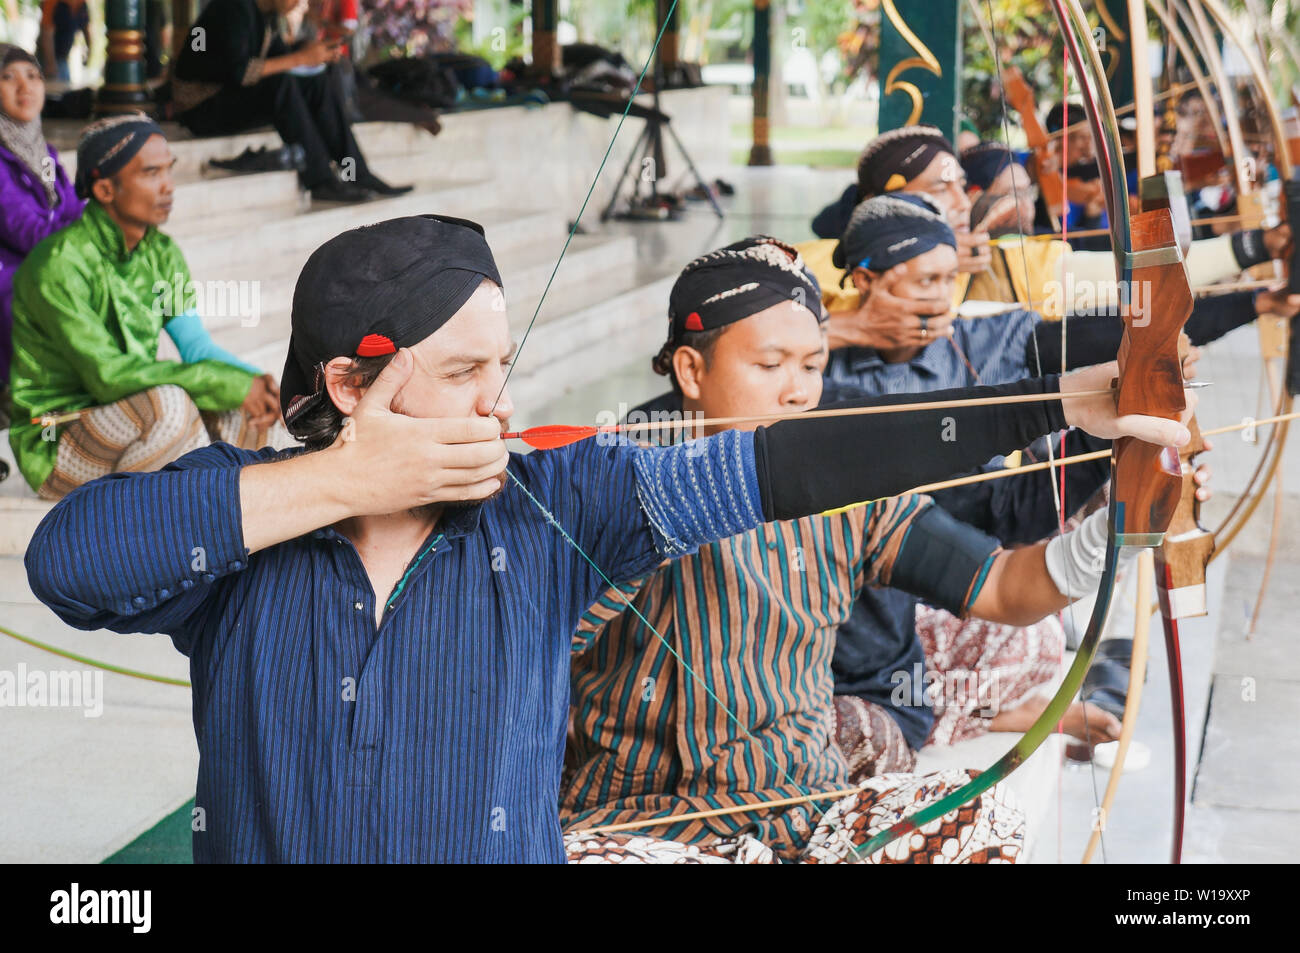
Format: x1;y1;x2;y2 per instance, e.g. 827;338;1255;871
564;768;1024;864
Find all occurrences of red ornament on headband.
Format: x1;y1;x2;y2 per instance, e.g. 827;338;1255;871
684;312;703;331
355;333;396;356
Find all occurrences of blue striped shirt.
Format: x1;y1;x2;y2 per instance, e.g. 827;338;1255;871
25;432;763;863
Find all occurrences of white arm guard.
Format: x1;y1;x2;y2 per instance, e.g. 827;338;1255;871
1043;506;1132;599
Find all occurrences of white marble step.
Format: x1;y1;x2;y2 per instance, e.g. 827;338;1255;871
0;554;197;862
166;169;301;235
163;153;489;240
191;205;574;338
171;176;516;277
214;231;649;384
506;273;680;414
202;226;637;347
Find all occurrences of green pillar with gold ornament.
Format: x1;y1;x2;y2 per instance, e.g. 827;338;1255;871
657;0;680;75
748;0;773;166
876;0;959;141
532;0;559;77
97;0;152;114
1098;0;1135;111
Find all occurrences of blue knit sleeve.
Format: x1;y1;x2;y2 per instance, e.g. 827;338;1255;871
631;429;766;556
164;309;262;375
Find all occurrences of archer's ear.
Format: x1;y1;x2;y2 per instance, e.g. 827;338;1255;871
672;346;707;402
850;268;874;297
323;357;363;416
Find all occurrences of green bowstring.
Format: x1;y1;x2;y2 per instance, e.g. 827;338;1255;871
492;0;675;412
489;2;863;848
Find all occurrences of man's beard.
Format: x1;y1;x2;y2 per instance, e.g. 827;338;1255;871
408;476;508;519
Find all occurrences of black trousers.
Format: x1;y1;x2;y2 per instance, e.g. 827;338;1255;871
178;68;370;188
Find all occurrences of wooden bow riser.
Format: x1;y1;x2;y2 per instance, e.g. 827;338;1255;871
1138;173;1215;616
1112;207;1194;542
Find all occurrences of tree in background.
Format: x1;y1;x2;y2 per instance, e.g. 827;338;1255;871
961;0;1059;139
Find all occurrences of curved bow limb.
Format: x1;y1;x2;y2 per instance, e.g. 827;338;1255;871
1190;0;1299;673
1079;0;1193;864
1081;549;1154;865
1188;0;1298;561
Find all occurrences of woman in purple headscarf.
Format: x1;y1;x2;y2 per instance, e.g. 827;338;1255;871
0;45;84;400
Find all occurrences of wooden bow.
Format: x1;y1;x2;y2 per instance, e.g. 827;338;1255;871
1081;0;1204;865
1002;63;1106;230
1190;0;1297;565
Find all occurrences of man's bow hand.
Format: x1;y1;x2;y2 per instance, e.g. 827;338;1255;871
1059;361;1195;446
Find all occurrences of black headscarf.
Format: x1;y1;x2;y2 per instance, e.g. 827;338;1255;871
666;235;824;344
281;214;503;433
833;193;956;281
856;125;955;200
960;141;1020;191
1045;102;1087;134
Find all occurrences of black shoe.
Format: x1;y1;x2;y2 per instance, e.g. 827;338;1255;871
357;173;413;197
310;181;374;203
209;145;304;175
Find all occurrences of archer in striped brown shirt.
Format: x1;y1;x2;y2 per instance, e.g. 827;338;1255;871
561;237;1134;864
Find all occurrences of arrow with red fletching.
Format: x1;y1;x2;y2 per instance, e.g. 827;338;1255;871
500;425;607;450
499;387;1134;450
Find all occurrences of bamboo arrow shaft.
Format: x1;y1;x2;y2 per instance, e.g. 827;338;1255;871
578;786;864;835
505;388;1116;444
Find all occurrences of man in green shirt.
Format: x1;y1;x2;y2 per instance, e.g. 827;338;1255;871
9;114;282;498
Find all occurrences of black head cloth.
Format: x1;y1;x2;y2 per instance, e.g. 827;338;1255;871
74;113;165;199
281;214;503;435
856;124;956;200
832;193;956;283
960;141;1021;191
665;236;824;347
1045;101;1088;134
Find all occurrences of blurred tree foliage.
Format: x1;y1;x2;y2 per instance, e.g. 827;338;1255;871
452;3;529;68
961;0;1065;137
447;0;1297;117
